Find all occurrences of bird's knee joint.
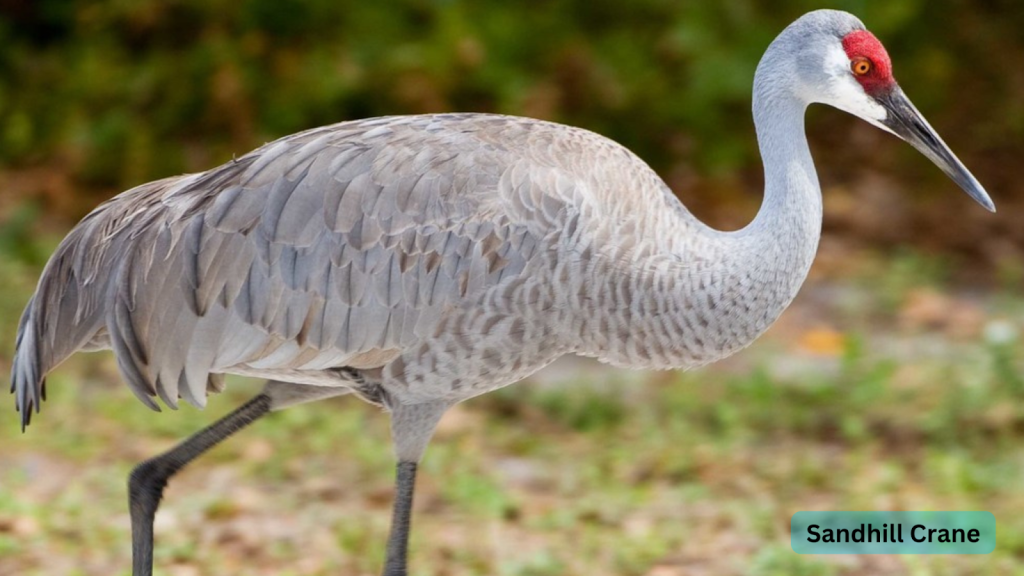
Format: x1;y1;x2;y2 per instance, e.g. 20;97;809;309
128;459;175;503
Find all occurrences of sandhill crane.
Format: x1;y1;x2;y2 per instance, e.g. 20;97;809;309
10;10;993;576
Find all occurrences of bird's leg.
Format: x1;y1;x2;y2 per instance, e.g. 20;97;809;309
381;401;448;576
382;461;418;576
128;381;350;575
128;393;272;576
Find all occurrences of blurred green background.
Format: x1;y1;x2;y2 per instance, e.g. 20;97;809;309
3;1;1024;575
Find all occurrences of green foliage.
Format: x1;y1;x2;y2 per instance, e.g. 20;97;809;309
873;250;952;313
748;544;837;576
0;0;1021;200
530;384;627;432
660;335;897;448
0;204;52;266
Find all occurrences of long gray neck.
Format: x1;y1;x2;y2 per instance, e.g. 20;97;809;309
747;71;821;239
579;62;823;371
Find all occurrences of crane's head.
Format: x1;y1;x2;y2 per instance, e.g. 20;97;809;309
767;10;994;212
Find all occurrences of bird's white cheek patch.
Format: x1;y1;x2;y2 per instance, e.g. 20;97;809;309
834;81;887;122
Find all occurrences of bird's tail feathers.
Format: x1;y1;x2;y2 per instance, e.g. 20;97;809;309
11;297;44;431
10;220;113;431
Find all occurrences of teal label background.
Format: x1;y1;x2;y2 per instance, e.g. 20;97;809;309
791;512;995;554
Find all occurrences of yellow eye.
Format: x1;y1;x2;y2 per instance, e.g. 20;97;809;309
851;57;872;76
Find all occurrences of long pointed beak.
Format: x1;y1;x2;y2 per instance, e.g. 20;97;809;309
877;87;995;212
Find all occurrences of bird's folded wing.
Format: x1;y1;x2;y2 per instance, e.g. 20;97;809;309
105;116;568;409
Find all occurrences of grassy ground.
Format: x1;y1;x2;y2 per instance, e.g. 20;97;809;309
3;237;1024;575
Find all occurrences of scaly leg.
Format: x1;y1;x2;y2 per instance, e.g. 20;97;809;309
128;393;272;576
381;401;448;576
382;461;418;576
